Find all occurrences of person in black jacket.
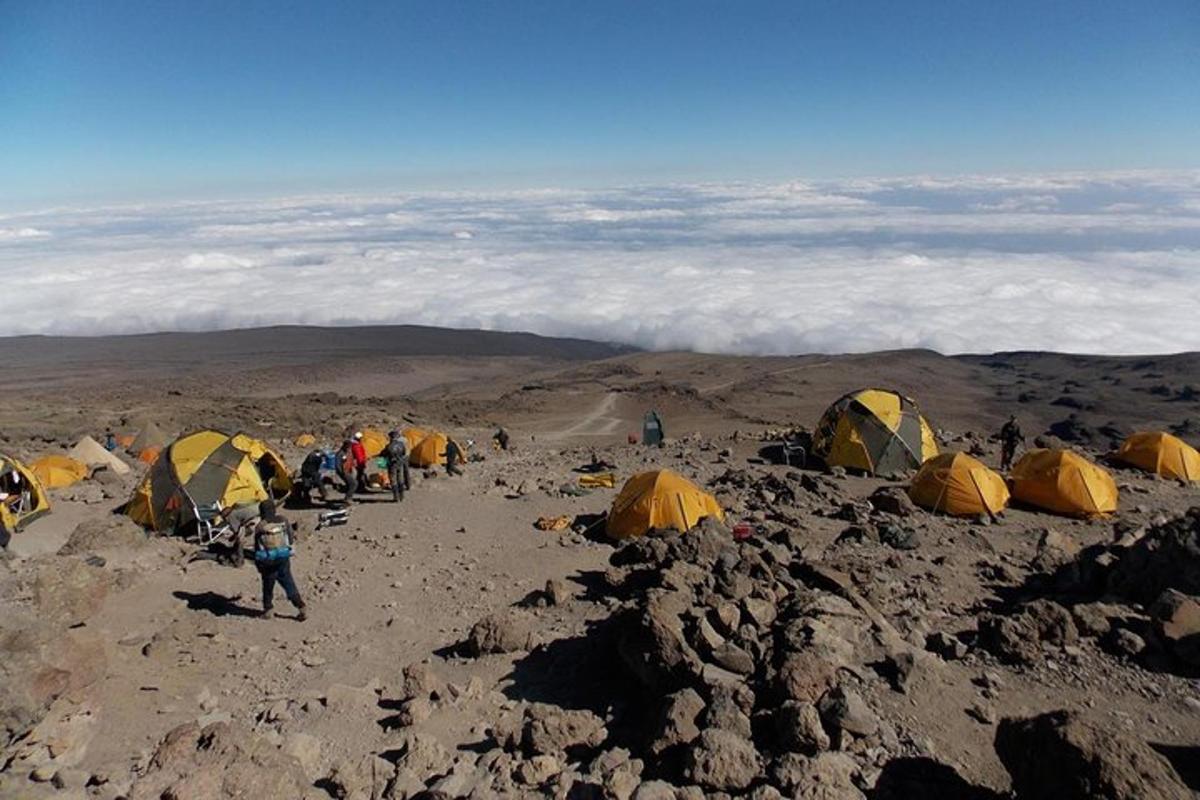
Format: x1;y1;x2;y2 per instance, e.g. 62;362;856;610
385;430;410;503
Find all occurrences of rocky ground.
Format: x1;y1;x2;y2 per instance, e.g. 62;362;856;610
1;327;1199;799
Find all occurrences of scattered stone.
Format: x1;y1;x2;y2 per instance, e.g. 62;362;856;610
466;610;535;656
776;700;830;754
817;686;879;739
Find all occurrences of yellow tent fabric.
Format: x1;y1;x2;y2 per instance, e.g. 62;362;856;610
579;472;616;489
606;470;724;540
1115;431;1199;482
1011;449;1118;517
355;428;387;459
29;455;89;488
0;452;51;534
69;435;131;476
126;430;294;532
909;452;1009;517
410;432;451;467
402;428;427;450
294;433;317;448
812;388;938;475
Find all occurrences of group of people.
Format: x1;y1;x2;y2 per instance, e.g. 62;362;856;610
251;425;497;620
295;428;469;507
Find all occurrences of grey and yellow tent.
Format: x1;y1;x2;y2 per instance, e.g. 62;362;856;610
1;452;50;537
126;430;293;533
812;388;938;475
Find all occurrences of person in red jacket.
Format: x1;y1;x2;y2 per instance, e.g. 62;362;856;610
351;432;369;493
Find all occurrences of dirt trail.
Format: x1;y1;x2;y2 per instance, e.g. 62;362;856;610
545;392;628;441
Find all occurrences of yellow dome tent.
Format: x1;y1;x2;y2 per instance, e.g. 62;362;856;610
0;453;50;534
294;433;317;448
812;388;938;475
1010;449;1118;517
29;455;89;489
1114;432;1199;482
606;469;725;540
358;428;389;459
909;452;1009;517
402;428;427;450
410;432;453;467
126;430;294;533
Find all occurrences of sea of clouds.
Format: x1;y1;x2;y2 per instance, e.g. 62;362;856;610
2;171;1199;355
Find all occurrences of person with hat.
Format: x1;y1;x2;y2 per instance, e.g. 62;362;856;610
351;432;369;494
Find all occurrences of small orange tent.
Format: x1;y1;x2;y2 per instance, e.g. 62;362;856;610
138;446;162;465
1011;449;1118;517
909;452;1009;517
410;432;450;467
358;428;389;459
29;455;89;489
1115;432;1199;482
607;470;724;540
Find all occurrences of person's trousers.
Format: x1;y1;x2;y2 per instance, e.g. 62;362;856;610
446;461;463;476
340;472;357;501
389;466;406;502
257;559;304;611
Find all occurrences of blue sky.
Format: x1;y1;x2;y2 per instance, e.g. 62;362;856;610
2;0;1197;206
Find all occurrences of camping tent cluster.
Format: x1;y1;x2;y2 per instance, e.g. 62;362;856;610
605;389;1199;539
126;430;292;533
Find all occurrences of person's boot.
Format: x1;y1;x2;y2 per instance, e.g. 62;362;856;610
295;602;308;622
259;606;273;619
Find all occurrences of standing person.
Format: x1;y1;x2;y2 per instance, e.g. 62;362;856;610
336;439;358;503
444;438;465;476
351;432;369;494
252;499;306;620
299;449;329;506
999;415;1025;471
385;430;410;503
104;428;117;451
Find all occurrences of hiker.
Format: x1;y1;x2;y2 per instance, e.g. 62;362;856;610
385;430;410;503
104;429;117;451
252;499;307;620
444;438;465;476
493;427;510;451
351;432;369;493
336;439;358;503
999;415;1024;471
298;449;329;506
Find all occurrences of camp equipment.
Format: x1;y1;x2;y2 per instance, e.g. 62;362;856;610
1114;432;1199;482
0;453;50;535
69;435;131;476
316;508;350;530
1010;449;1118;517
812;388;938;475
29;455;89;488
909;452;1010;517
578;473;616;489
606;469;724;540
126;430;293;533
294;433;317;448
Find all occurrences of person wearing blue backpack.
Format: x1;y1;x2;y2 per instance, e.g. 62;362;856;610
252;499;307;621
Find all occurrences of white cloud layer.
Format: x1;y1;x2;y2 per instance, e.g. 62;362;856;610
3;171;1200;355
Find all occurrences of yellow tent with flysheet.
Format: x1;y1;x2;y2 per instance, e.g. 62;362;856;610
812;388;938;475
126;430;293;533
1;452;50;535
29;455;89;488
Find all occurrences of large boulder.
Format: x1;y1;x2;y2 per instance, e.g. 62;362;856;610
681;728;761;792
128;721;318;800
995;710;1190;800
465;610;535;656
58;515;147;555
